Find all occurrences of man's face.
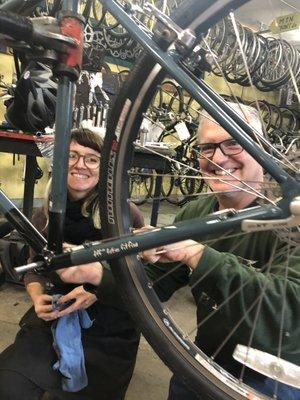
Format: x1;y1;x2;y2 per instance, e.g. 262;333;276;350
199;118;263;196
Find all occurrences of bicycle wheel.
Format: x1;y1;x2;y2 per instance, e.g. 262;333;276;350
161;172;175;199
100;1;300;399
129;167;154;205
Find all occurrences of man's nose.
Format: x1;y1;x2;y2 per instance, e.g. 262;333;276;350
212;147;228;163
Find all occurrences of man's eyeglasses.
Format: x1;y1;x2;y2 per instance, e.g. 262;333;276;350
196;139;244;159
68;151;101;169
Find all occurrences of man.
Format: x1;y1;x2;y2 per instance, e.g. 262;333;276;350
143;103;300;400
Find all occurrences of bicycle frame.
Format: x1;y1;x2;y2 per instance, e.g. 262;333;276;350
0;0;299;275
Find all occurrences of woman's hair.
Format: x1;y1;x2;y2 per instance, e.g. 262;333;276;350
70;128;103;154
44;128;103;230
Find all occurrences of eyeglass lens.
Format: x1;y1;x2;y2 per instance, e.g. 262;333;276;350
198;139;243;158
69;151;100;169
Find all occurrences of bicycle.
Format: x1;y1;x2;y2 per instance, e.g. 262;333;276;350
0;1;299;399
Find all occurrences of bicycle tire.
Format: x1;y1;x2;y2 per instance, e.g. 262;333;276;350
89;0;106;29
100;1;299;399
179;169;196;196
129;167;154;205
161;173;175;199
101;62;234;398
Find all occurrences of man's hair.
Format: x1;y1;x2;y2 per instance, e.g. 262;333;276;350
198;102;263;137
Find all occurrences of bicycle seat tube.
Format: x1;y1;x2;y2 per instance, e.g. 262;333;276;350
47;0;84;254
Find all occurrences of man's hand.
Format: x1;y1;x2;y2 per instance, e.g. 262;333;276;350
141;239;205;270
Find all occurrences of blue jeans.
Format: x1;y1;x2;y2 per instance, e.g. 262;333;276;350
167;373;300;400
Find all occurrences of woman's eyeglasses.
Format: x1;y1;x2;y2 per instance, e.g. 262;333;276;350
68;151;100;169
196;139;244;159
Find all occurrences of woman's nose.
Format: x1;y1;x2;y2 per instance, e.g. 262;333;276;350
76;156;86;168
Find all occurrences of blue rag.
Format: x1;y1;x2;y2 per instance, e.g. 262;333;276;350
51;304;93;392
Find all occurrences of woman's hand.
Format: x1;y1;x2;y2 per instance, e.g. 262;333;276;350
26;282;59;321
55;285;97;317
33;292;60;322
56;242;103;286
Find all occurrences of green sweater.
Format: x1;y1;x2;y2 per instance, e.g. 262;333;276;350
146;195;300;369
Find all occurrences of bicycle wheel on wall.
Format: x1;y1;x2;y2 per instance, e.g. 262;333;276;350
129;167;155;205
100;1;300;399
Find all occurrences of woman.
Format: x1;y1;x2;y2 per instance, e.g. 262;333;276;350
0;128;144;400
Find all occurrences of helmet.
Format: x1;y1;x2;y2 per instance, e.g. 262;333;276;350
5;61;57;133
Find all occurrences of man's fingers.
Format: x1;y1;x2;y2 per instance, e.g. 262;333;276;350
63;242;74;249
133;225;154;234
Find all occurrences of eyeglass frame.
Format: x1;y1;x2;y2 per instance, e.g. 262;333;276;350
68;150;101;170
196;138;244;159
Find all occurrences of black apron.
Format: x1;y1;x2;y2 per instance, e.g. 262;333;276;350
0;198;140;400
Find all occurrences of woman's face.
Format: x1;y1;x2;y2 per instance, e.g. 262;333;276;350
67;140;100;201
